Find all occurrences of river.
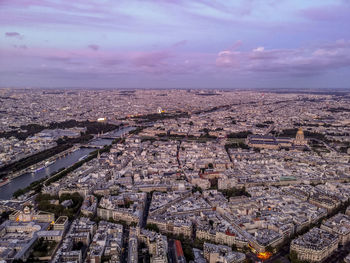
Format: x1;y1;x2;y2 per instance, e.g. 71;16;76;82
0;126;135;200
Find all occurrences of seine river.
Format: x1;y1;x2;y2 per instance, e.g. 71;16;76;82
0;126;134;200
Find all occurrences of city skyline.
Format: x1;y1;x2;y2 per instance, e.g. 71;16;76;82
1;0;350;89
1;2;350;260
1;88;350;262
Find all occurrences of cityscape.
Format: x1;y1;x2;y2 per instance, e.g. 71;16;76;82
0;88;350;263
1;0;350;262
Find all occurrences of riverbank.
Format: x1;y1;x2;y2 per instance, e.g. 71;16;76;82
7;145;80;181
0;121;122;178
0;126;135;200
13;139;120;199
0;147;95;200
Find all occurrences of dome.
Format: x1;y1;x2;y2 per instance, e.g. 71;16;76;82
23;206;31;214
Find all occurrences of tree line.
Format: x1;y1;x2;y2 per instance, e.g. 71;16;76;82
0;121;119;177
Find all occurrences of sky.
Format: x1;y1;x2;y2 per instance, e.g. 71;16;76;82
0;0;350;89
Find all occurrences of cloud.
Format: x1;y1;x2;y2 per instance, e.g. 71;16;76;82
216;40;350;76
0;0;145;33
88;44;99;51
5;32;23;39
153;0;279;18
299;4;350;22
228;40;243;51
12;44;27;49
131;51;172;74
101;58;123;66
45;56;72;63
173;40;187;47
0;45;201;75
253;47;264;52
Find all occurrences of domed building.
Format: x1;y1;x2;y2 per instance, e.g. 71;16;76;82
294;128;307;146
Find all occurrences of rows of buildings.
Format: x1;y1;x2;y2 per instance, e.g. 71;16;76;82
1;89;350;262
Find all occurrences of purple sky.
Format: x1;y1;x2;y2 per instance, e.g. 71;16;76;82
1;0;350;89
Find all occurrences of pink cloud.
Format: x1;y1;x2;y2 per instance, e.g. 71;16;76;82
173;40;187;47
0;44;208;76
0;0;140;34
216;40;350;75
101;58;123;66
299;4;350;22
5;32;23;39
153;0;281;18
3;39;350;79
88;44;99;51
0;0;111;15
132;51;172;68
228;40;243;51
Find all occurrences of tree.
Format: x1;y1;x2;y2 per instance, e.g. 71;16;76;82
227;131;252;138
56;138;65;145
0;211;11;224
183;244;194;261
192;186;203;194
219;187;251;198
72;241;84;251
242;245;249;253
201;128;209;134
289;250;298;262
289;250;310;263
256;123;268;128
146;223;160;233
265;245;274;253
225;142;249;151
231;244;237;251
